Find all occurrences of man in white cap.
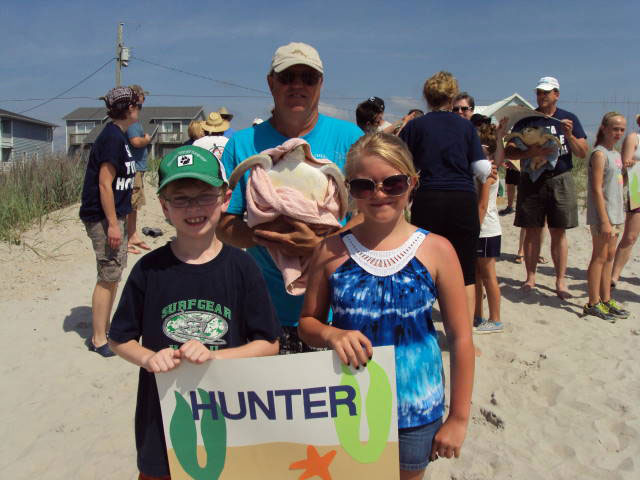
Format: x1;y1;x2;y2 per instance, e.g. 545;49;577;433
218;42;362;353
505;76;588;299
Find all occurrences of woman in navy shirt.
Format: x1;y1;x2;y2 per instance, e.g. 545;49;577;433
400;71;487;331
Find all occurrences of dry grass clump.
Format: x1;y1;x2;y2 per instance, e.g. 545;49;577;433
0;154;86;244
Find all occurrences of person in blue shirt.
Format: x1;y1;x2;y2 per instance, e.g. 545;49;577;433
126;85;152;254
218;42;362;354
505;76;588;299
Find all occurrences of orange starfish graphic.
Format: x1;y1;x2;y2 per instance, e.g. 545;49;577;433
289;445;337;480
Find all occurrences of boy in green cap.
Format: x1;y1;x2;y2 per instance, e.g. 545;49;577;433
108;145;280;479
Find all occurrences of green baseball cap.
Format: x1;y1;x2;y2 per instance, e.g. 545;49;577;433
157;145;228;192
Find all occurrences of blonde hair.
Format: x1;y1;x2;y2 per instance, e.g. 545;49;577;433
595;111;625;148
423;71;459;110
346;132;418;181
187;120;205;140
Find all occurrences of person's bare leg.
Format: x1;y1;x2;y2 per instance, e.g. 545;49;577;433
600;235;618;303
611;212;640;284
506;183;516;209
549;227;570;299
400;468;426;480
91;280;118;347
517;228;525;259
474;268;484;321
587;233;607;306
478;257;500;323
522;227;542;290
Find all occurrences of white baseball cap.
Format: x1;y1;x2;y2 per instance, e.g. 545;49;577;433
536;76;560;91
270;42;324;74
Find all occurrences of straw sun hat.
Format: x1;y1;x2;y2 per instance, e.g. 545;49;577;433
201;112;230;133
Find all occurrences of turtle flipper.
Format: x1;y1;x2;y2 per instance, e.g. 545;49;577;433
228;154;273;189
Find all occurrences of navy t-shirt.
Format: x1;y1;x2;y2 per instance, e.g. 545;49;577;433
109;243;281;477
512;107;587;175
79;122;135;222
399;111;484;193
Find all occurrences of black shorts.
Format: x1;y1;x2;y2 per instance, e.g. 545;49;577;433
505;168;520;185
411;190;479;285
515;171;578;229
476;235;501;258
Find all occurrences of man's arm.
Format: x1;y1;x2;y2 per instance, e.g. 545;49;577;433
98;162;121;250
561;119;588;159
129;133;151;149
217;213;257;249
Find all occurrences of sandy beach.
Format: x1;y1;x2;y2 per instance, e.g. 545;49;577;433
1;178;638;480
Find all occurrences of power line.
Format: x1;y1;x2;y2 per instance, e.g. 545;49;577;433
18;58;115;115
132;55;269;95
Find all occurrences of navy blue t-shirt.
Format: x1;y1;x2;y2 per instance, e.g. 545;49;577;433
512;107;587;175
109;244;281;477
79;122;135;222
399;111;484;193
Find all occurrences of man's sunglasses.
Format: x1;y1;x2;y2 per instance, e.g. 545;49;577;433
274;70;322;86
452;106;472;113
347;174;411;199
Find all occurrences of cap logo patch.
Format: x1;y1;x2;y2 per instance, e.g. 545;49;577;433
177;154;194;167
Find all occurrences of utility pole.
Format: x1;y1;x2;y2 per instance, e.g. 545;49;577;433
115;23;129;87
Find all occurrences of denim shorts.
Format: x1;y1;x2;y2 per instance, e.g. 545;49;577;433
399;417;443;471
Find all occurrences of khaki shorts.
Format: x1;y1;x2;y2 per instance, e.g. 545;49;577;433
589;224;623;236
83;218;128;283
515;170;578;229
131;171;146;210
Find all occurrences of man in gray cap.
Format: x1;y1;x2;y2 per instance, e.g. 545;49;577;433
218;42;362;354
506;76;588;299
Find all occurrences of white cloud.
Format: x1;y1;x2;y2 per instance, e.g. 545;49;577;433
318;101;351;121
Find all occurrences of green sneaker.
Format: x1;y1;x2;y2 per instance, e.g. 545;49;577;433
583;302;616;323
604;299;630;319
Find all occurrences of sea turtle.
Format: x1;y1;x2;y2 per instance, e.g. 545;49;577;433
228;142;348;219
504;127;561;171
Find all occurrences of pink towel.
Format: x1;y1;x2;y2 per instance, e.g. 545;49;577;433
245;138;344;295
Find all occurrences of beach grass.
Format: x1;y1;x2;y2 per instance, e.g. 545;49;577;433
0;154;86;244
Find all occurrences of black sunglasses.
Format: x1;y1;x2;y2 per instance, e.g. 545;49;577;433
347;174;411;199
452;106;471;113
274;70;322;86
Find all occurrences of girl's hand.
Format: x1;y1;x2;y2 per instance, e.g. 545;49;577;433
430;416;468;460
326;329;373;368
143;348;181;373
180;339;215;364
600;220;613;237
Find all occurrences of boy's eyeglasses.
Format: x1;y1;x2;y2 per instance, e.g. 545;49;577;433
164;193;222;208
452;106;471;113
274;70;322;86
347;175;411;199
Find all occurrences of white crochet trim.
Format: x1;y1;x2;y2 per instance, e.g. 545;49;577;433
343;230;426;277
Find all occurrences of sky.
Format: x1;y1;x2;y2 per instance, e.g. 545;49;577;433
1;0;639;151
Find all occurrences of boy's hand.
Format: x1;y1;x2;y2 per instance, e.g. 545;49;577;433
430;416;468;461
180;339;215;364
325;329;373;369
143;348;181;373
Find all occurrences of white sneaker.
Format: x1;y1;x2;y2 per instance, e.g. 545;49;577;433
474;320;504;334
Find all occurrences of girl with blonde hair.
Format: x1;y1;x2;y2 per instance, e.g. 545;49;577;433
299;132;474;480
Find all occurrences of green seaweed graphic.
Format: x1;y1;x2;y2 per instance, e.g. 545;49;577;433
630;172;640;208
170;389;227;480
333;361;392;463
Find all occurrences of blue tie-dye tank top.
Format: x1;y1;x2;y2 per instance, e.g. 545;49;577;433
329;228;444;428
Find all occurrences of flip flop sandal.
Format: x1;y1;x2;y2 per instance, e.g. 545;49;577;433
133;242;151;251
127;245;141;254
538;256;549;264
515;255;524;264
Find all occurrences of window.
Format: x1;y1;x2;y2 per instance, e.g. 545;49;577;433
162;121;181;133
76;122;95;134
1;148;11;162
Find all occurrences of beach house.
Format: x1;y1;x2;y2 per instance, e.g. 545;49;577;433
0;108;57;164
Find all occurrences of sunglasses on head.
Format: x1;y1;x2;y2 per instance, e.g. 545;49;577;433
452;106;471;113
347;174;411;199
274;69;322;86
